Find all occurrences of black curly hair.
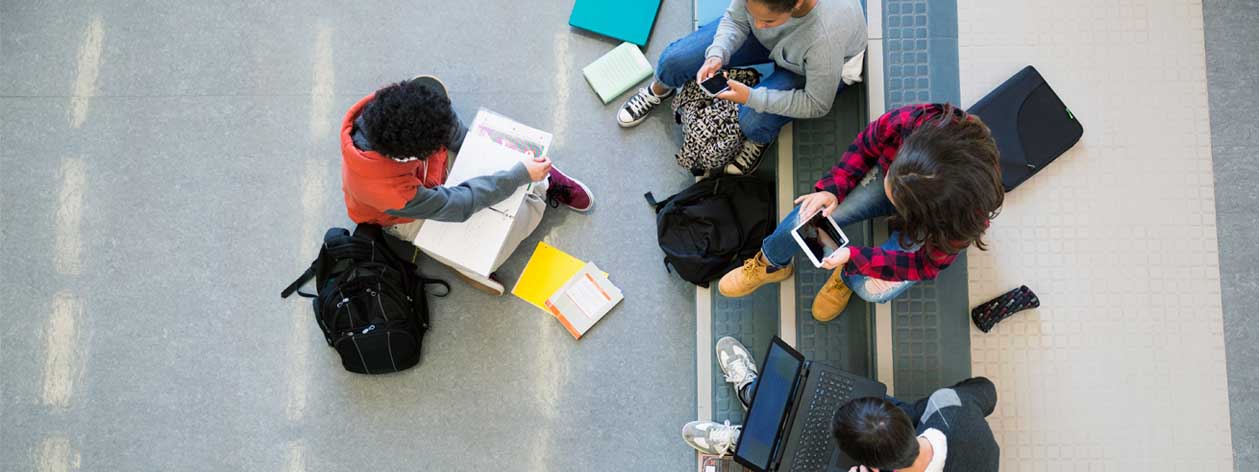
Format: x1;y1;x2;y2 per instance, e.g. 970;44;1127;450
360;80;455;161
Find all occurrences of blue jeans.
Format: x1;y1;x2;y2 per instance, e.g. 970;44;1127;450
655;20;844;144
760;168;919;303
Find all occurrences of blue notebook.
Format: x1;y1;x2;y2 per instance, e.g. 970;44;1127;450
569;0;663;47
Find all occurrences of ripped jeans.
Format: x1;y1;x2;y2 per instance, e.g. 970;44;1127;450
759;167;919;303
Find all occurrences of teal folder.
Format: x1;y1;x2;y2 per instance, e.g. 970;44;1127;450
569;0;663;47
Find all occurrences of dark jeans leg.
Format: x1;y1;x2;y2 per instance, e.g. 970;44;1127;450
739;377;759;410
760;167;899;267
654;19;773;89
737;70;816;144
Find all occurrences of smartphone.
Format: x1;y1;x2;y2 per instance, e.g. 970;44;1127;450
700;74;730;96
791;210;850;268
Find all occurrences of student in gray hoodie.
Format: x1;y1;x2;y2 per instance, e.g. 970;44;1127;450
616;0;866;175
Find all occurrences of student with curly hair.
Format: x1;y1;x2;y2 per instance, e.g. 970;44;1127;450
340;76;594;295
616;0;866;175
717;104;1004;321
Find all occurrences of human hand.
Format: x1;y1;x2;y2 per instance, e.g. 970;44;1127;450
715;79;751;104
794;191;840;221
820;248;851;270
522;156;552;182
697;57;724;82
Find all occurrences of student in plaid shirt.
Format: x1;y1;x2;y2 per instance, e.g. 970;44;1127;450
717;103;1005;321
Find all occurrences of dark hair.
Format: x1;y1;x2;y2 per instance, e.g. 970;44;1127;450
751;0;798;14
832;397;920;470
361;79;455;160
887;104;1004;253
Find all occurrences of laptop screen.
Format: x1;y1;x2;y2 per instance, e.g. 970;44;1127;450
735;339;804;471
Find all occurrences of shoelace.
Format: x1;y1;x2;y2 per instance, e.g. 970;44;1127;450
740;256;765;275
710;421;741;455
722;353;755;387
546;183;572;209
624;89;658;117
829;273;844;291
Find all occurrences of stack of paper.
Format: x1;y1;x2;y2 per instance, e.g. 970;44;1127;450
582;42;654;104
512;242;623;340
414;109;552;276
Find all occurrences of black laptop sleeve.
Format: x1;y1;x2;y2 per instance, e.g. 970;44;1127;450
967;65;1083;191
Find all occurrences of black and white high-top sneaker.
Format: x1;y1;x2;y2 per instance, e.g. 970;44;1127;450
724;140;770;175
617;86;674;128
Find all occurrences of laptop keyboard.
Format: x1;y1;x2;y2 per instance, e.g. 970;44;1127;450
790;370;857;471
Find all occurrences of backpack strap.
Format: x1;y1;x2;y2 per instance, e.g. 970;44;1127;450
421;277;451;297
281;266;316;299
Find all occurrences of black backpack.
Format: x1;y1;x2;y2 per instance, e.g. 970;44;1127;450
966;65;1083;191
644;176;776;287
281;224;448;374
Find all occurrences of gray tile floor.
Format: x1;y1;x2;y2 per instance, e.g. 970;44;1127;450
1204;1;1259;470
1;1;702;470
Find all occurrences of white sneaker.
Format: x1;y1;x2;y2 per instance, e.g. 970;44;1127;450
716;336;759;399
682;420;741;456
617;86;673;128
724;140;770;175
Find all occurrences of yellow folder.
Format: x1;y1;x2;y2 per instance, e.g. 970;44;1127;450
511;242;589;312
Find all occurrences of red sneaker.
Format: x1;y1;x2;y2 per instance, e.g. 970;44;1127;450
545;166;594;212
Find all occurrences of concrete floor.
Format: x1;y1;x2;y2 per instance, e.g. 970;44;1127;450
4;0;1257;471
0;1;702;470
1204;0;1259;469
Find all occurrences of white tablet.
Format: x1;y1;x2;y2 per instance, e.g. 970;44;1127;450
791;210;850;268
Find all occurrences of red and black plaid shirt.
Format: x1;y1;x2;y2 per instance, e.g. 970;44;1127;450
814;103;973;282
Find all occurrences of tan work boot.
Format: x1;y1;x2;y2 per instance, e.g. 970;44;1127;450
812;269;853;322
718;251;793;298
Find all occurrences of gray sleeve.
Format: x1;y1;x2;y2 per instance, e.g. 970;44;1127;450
705;0;751;63
745;44;841;119
385;162;532;223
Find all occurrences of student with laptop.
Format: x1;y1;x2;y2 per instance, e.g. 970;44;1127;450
684;337;1000;472
717;104;1005;321
832;378;1000;472
615;0;867;175
340;76;594;295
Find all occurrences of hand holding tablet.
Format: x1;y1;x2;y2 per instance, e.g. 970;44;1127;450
791;209;850;268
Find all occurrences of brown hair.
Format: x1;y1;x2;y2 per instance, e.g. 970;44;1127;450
887;104;1004;252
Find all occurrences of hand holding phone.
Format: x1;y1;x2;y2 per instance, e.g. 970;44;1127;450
696;57;724;82
700;74;730;97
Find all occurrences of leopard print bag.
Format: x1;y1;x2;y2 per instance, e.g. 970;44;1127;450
670;68;762;173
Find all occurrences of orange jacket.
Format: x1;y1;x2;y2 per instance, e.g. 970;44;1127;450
340;93;449;226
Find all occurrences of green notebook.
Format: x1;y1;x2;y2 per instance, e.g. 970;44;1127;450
582;43;654;104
